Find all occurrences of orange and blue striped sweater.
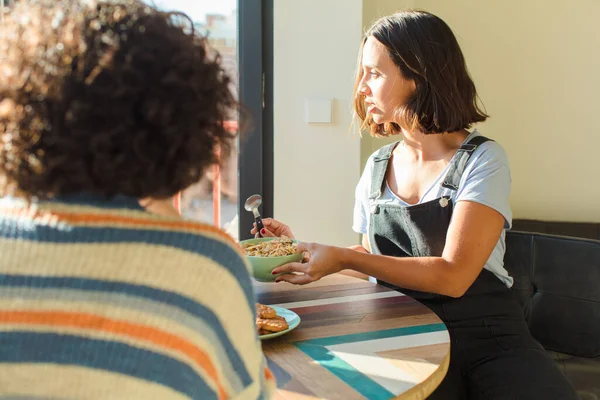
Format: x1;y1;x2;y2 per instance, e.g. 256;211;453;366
0;194;275;399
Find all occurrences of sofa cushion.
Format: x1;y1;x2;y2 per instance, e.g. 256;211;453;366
504;231;600;357
549;351;600;400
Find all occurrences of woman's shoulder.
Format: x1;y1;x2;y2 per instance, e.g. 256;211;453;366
363;140;402;171
112;207;238;245
469;132;510;167
150;214;243;252
139;212;251;266
370;140;401;159
22;199;248;265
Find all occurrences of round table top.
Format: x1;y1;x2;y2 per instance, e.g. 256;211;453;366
254;273;450;400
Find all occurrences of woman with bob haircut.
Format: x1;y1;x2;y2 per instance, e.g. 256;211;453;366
253;10;577;400
0;0;274;398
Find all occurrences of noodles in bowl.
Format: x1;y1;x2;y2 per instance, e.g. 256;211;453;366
239;237;303;282
242;237;297;257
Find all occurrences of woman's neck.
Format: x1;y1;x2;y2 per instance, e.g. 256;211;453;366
398;128;470;162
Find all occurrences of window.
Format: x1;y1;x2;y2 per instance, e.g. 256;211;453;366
151;0;241;237
155;0;273;241
2;0;273;240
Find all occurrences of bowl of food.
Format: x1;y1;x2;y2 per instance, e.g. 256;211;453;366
240;237;303;282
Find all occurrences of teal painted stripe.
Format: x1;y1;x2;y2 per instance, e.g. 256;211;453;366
294;324;448;399
297;323;447;347
296;343;395;400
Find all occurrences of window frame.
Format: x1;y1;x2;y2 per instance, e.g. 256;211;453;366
237;0;274;240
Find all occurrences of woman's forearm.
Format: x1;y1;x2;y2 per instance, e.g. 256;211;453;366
338;248;467;298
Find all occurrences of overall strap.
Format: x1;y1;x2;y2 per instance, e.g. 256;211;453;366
441;135;493;191
369;142;400;201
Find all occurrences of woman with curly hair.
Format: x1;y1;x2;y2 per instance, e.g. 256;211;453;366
0;1;274;399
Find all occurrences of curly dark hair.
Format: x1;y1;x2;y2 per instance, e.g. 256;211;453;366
0;0;238;199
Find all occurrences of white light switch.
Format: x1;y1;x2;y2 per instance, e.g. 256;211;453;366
305;98;333;124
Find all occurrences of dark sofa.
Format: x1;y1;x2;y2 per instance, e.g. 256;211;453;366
512;219;600;241
504;229;600;400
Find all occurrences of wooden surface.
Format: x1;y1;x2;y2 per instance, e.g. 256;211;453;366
254;274;450;400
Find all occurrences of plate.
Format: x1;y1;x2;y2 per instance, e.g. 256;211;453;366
259;306;301;340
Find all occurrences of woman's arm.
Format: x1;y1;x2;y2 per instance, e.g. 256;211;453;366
251;220;372;280
251;219;372;258
340;235;371;280
273;201;504;297
348;201;504;297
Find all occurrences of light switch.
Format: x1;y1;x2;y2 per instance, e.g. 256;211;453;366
305;98;333;124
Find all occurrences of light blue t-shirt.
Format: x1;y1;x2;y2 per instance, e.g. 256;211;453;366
353;130;514;287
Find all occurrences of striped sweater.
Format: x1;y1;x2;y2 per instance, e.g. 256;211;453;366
0;194;275;400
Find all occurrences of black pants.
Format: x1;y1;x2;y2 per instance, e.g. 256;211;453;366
424;291;579;400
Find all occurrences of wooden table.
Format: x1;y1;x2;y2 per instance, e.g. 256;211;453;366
254;274;451;400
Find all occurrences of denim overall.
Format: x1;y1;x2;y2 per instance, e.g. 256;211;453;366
368;136;578;399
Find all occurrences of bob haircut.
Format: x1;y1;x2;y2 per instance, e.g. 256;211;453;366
353;10;488;137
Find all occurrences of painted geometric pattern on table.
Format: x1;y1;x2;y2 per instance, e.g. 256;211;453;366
267;291;450;400
295;324;449;400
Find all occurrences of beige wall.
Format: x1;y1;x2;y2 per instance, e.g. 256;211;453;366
273;0;363;246
273;0;600;248
363;0;415;29
360;0;600;222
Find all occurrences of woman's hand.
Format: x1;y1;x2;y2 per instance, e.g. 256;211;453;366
271;242;344;285
250;218;295;238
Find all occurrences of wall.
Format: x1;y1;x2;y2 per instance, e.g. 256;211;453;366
273;0;600;249
273;0;363;246
360;0;600;222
